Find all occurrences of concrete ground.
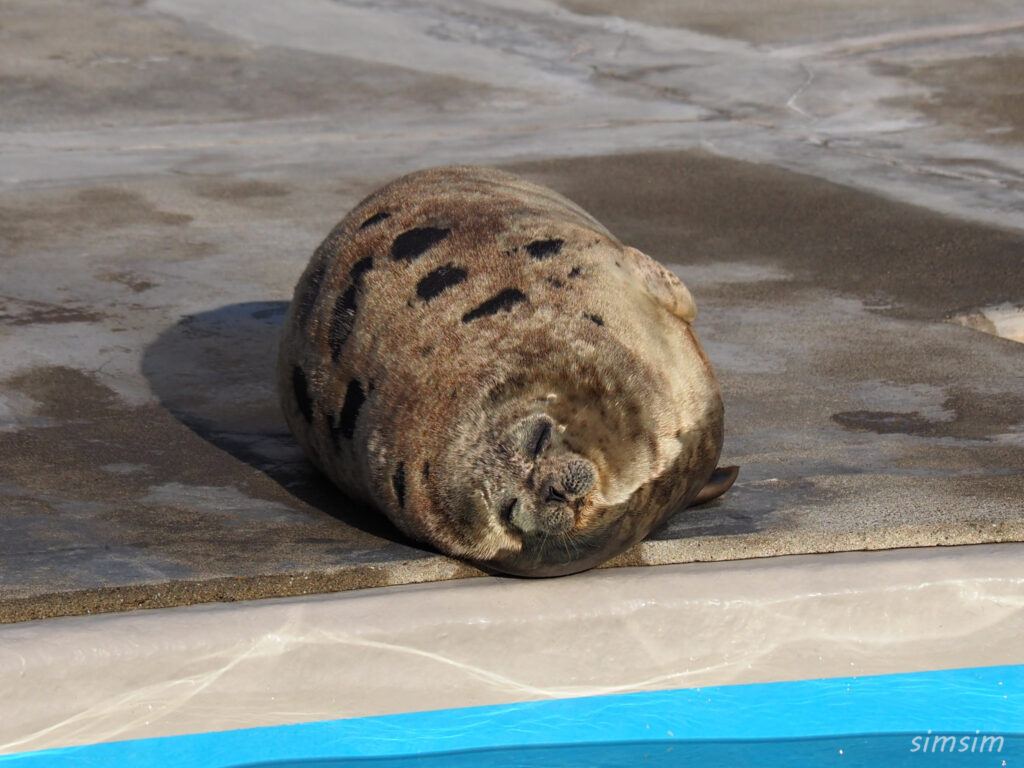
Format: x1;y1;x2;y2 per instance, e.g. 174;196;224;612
1;0;1022;622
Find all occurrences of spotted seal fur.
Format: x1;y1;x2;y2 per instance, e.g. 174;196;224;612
278;166;736;576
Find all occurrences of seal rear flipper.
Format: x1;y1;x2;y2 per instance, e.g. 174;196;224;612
623;246;697;323
690;465;739;506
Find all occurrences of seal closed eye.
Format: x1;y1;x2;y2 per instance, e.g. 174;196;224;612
277;165;736;577
528;417;553;459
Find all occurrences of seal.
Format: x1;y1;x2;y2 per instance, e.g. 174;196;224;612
278;166;736;576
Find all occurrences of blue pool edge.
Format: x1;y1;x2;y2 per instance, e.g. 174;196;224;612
3;664;1021;766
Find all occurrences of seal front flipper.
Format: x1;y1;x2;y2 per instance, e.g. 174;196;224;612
690;465;739;506
622;246;697;323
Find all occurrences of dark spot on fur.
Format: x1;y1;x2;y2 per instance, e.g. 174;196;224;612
614;261;621;268
392;227;450;261
294;262;326;327
359;211;390;229
328;285;358;360
349;256;374;288
292;366;313;424
568;266;582;278
584;312;604;326
422;461;430;480
462;288;527;323
392;462;406;509
335;379;365;441
417;263;468;302
526;238;564;260
546;276;565;288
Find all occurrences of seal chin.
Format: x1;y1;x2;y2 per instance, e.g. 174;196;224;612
482;526;626;577
479;494;635;577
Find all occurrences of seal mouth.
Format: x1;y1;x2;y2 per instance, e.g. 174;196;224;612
499;491;585;538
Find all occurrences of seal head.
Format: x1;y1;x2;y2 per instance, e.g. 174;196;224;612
433;357;725;577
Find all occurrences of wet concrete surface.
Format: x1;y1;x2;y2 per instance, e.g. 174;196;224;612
1;0;1022;622
887;53;1024;145
553;0;1022;46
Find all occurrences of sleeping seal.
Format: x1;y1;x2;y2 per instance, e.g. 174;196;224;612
278;166;736;576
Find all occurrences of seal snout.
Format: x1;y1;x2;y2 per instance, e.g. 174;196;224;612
530;457;595;533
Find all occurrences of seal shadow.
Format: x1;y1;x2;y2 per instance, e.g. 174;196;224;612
140;300;418;546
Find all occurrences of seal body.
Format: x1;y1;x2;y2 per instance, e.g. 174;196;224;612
278;166;727;576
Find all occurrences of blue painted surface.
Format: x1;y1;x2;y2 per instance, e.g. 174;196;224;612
3;665;1021;767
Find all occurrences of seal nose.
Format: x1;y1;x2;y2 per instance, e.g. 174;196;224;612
541;458;595;506
528;457;597;535
537;479;576;533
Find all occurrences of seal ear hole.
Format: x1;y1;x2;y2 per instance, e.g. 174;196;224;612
527;417;553;458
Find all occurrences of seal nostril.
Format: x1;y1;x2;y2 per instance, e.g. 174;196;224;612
545;486;568;505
